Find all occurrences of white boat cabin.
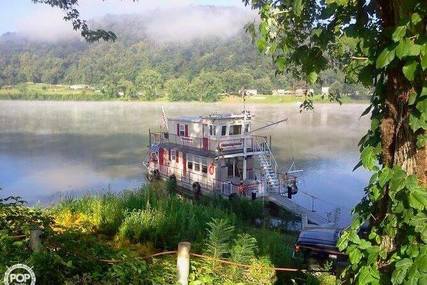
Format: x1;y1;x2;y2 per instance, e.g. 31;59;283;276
145;111;297;197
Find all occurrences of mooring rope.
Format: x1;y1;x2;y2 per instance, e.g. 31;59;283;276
98;250;330;273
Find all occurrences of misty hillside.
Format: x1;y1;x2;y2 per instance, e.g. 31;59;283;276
0;6;291;90
0;5;367;102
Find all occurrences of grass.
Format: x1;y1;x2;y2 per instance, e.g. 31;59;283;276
49;181;304;283
52;182;293;254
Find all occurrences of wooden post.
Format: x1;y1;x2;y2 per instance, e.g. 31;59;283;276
30;230;42;253
149;128;151;147
177;242;191;285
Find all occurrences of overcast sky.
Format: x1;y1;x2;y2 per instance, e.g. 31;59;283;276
0;0;249;35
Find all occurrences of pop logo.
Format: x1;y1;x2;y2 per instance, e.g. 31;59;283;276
3;264;36;285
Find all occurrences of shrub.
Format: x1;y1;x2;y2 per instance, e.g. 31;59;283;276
118;208;166;243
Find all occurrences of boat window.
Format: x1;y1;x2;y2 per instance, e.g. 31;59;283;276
229;125;242;135
221;126;227;136
209;125;217;136
201;158;208;174
187;161;193;170
226;162;234;177
244;124;250;133
179;124;185;136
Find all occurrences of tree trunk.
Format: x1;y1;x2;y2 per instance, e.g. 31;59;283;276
378;0;427;186
381;70;426;185
373;1;426;228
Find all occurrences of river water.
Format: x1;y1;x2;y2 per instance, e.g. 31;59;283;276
0;101;370;226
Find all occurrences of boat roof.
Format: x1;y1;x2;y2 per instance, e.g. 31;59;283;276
169;112;252;123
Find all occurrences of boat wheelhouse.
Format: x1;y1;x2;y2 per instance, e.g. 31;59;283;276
144;110;298;197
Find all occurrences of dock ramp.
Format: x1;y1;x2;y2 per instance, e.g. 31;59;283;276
267;193;329;225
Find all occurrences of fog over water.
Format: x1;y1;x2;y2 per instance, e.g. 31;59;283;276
0;101;370;226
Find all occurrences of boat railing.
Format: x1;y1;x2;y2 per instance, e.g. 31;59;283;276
155;163;264;196
254;136;279;175
150;131;266;153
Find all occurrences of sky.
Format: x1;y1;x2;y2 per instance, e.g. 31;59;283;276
0;0;249;35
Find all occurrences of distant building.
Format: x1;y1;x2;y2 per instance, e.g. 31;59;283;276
69;84;92;90
272;89;286;96
246;89;258;96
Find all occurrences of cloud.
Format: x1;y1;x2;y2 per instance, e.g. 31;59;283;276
13;0;256;42
141;6;256;43
16;6;79;42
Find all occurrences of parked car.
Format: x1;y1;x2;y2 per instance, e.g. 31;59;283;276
294;227;348;263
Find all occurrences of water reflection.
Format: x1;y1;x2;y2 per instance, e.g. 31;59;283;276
0;101;370;225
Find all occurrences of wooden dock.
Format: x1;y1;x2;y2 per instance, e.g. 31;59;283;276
267;193;329;225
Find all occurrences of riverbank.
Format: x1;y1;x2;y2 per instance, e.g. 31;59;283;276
0;182;340;285
0;182;336;284
0;83;369;104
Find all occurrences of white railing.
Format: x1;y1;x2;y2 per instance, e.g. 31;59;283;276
150;131;263;153
255;137;279;176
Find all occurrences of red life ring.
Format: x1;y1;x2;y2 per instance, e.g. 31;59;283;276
208;163;215;175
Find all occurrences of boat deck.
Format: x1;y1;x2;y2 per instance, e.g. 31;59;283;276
267;193;329;225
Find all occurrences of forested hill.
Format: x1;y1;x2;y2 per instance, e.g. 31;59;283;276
0;6;365;101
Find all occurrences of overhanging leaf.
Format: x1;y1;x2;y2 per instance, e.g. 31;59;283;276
411;12;422;25
293;0;303;16
416;134;427;148
421;45;427;71
396;39;421;59
391;258;412;285
361;146;377;170
409;113;426;132
389;167;406;195
349;247;362;264
376;46;395;68
402;60;418;81
307;71;318;84
408;92;417;105
357;266;380;285
392;26;407;42
379;167;392;187
408;187;427;210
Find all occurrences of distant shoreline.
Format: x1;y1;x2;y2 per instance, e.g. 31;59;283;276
0;83;369;104
0;93;369;104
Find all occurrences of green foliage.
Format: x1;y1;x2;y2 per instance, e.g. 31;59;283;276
136;69;163;100
164;77;194;101
106;256;149;284
244;0;427;284
0;12;369;101
0;189;53;236
205;218;235;259
221;70;254;92
190;71;225;102
230;233;258;264
118;208;166;243
1;183;303;284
